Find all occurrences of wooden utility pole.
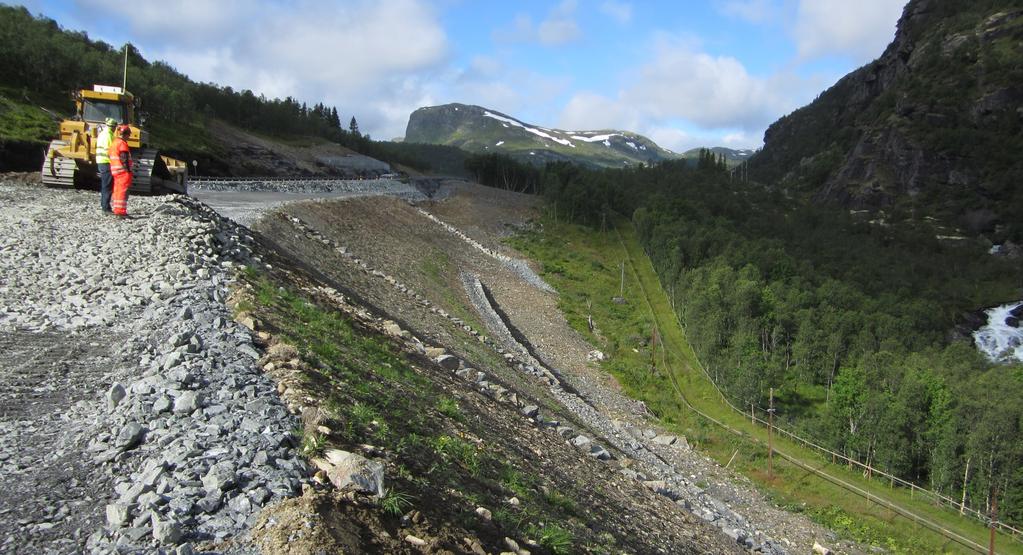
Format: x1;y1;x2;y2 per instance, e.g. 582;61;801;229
620;261;625;297
650;326;658;369
768;388;775;479
960;457;971;515
989;486;998;555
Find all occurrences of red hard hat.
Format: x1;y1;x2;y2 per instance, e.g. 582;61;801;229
117;125;132;136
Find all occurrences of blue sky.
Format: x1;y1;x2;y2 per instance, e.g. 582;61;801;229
11;0;908;151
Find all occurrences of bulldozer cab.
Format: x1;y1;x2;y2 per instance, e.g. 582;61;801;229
77;85;135;125
81;98;129;124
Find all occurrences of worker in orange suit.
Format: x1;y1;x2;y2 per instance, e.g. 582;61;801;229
109;124;133;217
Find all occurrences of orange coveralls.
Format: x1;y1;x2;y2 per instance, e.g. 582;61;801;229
109;136;133;216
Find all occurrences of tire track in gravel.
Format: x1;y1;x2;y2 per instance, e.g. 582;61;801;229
0;330;122;554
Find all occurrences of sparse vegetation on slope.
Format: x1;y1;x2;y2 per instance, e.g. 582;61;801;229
237;271;590;553
231;209;742;554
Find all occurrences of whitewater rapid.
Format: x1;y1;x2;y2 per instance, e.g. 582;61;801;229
973;302;1023;363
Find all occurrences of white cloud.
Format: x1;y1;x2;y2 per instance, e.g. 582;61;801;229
540;0;581;45
624;36;798;130
559;92;640;131
599;1;632;24
716;0;775;24
86;0;449;141
448;56;570;121
555;34;830;150
644;126;695;152
793;0;906;62
720;131;753;147
77;0;246;48
495;0;581;46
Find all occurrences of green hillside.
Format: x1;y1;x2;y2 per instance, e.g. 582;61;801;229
0;5;467;176
681;147;756;168
405;103;678;168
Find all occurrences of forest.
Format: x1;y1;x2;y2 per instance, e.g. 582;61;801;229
475;151;1023;526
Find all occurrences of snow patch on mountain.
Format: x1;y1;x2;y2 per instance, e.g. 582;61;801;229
571;133;619;143
484;111;576;148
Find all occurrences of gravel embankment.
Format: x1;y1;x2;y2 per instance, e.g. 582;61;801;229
189;177;420;195
0;180;305;554
191;178;427;226
461;272;789;553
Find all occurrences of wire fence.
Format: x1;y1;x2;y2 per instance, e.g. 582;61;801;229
612;226;1021;552
676;311;1023;542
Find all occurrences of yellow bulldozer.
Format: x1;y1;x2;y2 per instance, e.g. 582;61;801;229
41;85;188;194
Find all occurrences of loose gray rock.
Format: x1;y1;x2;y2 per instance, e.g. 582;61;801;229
173;391;202;415
152;514;183;544
153;396;172;414
202;462;237;492
434;354;460;371
114;423;145;452
319;450;385;497
107;383;126;410
652;434;677;446
106;503;131;528
570;435;592;449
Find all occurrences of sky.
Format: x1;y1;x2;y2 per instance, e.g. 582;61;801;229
11;0;908;151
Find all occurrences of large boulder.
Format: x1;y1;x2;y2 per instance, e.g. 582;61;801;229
311;450;385;497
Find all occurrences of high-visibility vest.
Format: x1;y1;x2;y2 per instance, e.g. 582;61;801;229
109;138;132;176
95;126;114;164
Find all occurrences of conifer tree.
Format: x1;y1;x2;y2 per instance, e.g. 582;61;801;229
350;116;360;136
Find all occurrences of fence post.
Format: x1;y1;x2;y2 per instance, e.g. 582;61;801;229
768;388;775;479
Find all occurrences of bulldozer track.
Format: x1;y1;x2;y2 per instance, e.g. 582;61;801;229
40;141;77;189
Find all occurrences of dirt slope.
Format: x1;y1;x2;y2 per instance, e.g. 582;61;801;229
206;121;390;178
245;181;859;554
243;187;746;553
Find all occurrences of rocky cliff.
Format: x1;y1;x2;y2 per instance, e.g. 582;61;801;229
754;0;1023;240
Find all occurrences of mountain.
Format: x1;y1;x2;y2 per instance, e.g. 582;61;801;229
681;147;757;167
752;0;1023;241
404;103;677;168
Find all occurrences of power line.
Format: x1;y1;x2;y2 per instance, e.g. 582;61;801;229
612;224;1019;553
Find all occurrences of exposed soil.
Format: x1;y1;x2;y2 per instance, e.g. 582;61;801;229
206;121;388;178
239;181;860;553
238;188;746;553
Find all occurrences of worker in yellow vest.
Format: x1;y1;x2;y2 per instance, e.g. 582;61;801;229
96;117;116;213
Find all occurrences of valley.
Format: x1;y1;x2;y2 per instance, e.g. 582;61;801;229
2;0;1023;553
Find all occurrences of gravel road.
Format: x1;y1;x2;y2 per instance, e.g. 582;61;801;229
0;179;304;554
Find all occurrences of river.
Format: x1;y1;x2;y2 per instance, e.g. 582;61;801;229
973;301;1023;363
